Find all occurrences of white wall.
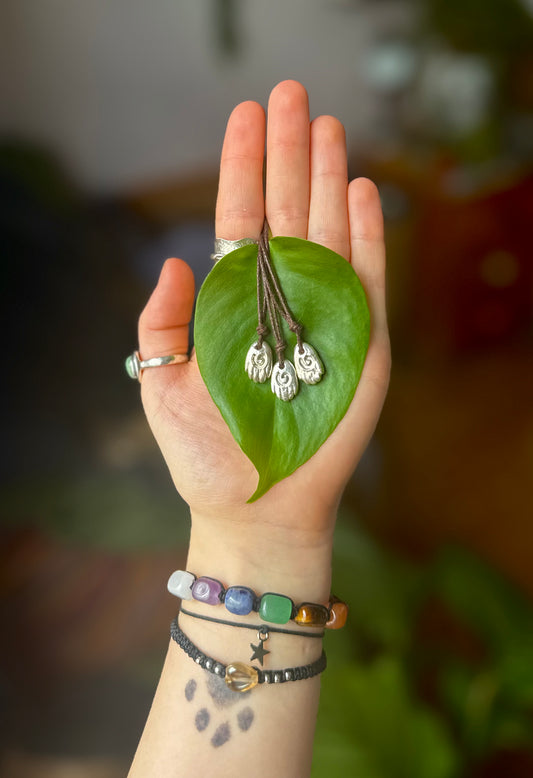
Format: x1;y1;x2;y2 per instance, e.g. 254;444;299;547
0;0;411;192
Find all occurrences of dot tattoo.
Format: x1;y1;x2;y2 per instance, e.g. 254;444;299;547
185;679;197;702
195;708;210;732
183;675;254;747
211;722;231;748
237;707;254;732
206;671;251;709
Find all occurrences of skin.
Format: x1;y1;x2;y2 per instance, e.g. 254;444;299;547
128;80;390;778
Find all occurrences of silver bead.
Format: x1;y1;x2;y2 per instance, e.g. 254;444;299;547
293;342;324;385
271;360;298;401
245;341;273;383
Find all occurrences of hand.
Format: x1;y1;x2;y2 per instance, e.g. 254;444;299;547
137;81;390;571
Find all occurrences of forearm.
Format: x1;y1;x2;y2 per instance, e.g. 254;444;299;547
128;513;333;778
128;79;389;777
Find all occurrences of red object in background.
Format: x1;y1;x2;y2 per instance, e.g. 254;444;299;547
412;172;533;355
0;527;183;687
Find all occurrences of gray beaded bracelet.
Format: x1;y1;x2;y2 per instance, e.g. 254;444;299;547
170;616;327;693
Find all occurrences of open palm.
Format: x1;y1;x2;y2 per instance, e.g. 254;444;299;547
138;81;390;542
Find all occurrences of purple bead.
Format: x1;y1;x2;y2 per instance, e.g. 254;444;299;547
191;577;224;605
225;586;255;615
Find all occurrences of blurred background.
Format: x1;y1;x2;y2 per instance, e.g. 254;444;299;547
1;0;532;776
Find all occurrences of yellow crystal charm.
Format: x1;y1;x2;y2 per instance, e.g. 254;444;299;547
225;662;259;693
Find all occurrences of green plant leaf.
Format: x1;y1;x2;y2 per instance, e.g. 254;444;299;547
194;237;370;501
313;659;458;778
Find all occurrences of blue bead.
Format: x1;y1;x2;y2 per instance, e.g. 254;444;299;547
225;586;255;615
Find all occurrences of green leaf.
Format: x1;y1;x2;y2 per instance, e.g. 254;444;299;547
194;237;370;501
332;516;420;654
313;659;458;778
430;547;533;656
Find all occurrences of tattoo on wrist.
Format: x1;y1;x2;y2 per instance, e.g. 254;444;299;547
185;671;255;748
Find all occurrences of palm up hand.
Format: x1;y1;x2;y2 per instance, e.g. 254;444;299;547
136;80;390;543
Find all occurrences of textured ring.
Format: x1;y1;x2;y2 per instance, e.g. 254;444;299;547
125;350;188;381
210;237;259;262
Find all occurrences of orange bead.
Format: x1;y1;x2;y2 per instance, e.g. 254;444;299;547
326;597;348;629
294;602;329;627
225;662;259;692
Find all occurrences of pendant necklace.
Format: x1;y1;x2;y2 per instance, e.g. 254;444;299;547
244;221;324;401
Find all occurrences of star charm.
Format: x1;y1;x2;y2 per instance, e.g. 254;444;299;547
249;639;270;666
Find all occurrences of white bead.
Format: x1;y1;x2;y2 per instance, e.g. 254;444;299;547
167;570;195;600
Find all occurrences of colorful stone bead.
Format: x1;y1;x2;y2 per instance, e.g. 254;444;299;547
294;602;329;627
326;597;348;629
224;586;255;615
225;662;259;693
167;570;195;600
191;576;224;605
258;593;294;624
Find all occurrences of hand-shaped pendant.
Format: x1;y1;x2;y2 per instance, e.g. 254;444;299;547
245;342;273;383
246;221;325;402
271;360;299;402
294;342;324;385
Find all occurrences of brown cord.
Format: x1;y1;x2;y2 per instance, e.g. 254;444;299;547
256;221;305;364
261;253;286;367
256;255;269;347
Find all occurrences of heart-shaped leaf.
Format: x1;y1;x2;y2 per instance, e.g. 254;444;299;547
194;236;370;502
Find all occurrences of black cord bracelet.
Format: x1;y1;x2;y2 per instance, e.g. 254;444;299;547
179;606;325;638
170;616;327;692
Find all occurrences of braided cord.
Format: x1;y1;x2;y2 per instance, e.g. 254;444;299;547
170;617;327;685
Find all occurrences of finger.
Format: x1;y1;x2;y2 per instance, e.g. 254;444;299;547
348;178;388;334
307;115;350;259
216;100;265;240
266;80;310;238
138;257;195;358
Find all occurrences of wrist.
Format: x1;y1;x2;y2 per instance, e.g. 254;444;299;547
166;509;334;700
187;511;334;605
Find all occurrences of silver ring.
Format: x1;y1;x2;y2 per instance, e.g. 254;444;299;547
210;237;258;262
125;350;188;382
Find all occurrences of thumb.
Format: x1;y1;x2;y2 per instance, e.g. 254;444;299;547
138;257;195;359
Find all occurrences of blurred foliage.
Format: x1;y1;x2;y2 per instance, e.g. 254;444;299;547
312;517;533;777
1;472;190;551
423;0;533;56
421;0;533;152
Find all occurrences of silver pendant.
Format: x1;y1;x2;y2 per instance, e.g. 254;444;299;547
245;341;273;383
271;360;299;401
294;342;324;385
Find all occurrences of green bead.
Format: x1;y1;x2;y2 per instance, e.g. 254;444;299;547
259;593;293;624
125;352;140;379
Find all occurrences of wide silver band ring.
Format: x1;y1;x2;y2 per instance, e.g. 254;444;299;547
210;237;258;262
125;350;189;382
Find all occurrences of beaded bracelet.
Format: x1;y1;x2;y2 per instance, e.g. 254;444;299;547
171;616;327;692
167;570;348;629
